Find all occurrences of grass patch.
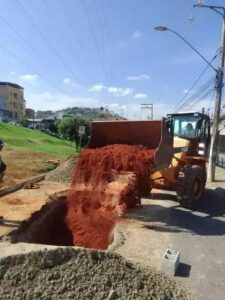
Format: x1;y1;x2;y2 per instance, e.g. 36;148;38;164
0;123;76;158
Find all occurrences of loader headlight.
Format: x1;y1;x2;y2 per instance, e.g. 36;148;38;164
198;150;205;155
198;143;205;156
198;143;205;149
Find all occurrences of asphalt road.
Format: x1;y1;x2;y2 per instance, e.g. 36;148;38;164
115;167;225;300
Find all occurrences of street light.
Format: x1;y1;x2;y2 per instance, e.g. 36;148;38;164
155;21;225;182
154;26;168;32
154;26;217;72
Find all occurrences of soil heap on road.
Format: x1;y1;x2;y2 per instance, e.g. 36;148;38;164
66;144;155;249
45;156;78;184
0;248;194;300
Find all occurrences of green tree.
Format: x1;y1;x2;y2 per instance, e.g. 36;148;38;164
57;117;90;149
49;119;60;134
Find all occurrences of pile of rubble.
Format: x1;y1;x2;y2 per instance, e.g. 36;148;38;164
0;248;194;300
45;156;77;184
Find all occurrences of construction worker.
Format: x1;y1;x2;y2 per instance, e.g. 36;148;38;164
185;123;196;138
0;139;6;183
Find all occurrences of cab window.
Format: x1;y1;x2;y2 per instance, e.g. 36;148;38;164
173;116;198;138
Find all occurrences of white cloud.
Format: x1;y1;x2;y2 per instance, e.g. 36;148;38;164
26;91;100;111
110;102;172;119
26;88;207;120
19;74;39;82
89;83;133;97
107;86;133;97
63;77;72;85
89;83;106;92
109;101;210;120
126;74;150;81
132;30;142;39
10;71;16;76
107;103;127;117
134;93;148;99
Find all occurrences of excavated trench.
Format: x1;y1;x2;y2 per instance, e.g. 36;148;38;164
9;196;74;246
9;144;155;250
8;194;116;249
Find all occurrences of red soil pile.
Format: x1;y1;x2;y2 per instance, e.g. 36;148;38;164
66;144;155;250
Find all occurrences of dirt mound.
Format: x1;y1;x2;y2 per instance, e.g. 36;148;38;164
66;144;155;249
45;156;77;183
0;248;194;300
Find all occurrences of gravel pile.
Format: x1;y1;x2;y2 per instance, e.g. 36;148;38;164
45;156;77;184
0;248;194;300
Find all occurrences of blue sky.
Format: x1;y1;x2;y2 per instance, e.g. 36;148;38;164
0;0;224;119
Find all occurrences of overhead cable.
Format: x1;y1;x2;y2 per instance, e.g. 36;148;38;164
13;0;82;85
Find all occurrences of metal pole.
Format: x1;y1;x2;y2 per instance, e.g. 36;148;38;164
78;134;82;152
193;3;225;181
168;29;217;72
207;13;225;181
33;110;35;129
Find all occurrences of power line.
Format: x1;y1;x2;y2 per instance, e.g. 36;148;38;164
207;89;216;116
150;1;201;103
0;42;77;101
13;0;82;85
176;77;216;112
57;0;85;53
41;0;81;64
183;86;216;111
175;75;216;112
173;51;218;112
189;75;216;96
99;0;115;81
93;0;113;82
82;0;109;83
174;3;199;55
0;14;53;68
178;77;216;111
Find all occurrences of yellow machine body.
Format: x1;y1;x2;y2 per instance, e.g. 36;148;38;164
88;116;208;193
151;136;206;189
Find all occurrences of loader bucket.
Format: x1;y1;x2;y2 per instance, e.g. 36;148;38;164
88;118;174;171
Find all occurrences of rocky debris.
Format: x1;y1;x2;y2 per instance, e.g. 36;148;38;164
107;289;117;300
22;182;40;189
0;248;194;300
45;156;77;184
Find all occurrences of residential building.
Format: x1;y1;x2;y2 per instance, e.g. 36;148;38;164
0;82;26;122
25;108;35;119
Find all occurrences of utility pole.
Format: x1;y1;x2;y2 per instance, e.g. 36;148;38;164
194;3;225;182
140;103;153;120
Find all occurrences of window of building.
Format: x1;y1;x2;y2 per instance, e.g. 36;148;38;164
13;93;17;99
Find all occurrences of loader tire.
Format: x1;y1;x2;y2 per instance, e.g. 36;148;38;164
176;165;206;209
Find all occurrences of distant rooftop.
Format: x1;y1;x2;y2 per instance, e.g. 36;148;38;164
0;82;23;90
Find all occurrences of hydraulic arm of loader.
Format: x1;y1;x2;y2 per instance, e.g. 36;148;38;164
88;118;174;171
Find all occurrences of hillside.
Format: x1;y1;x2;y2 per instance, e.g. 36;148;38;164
36;107;124;120
0;123;75;158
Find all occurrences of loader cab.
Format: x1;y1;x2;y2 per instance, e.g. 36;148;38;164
167;112;210;157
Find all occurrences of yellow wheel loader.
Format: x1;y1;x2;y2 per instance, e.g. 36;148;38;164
88;112;210;208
